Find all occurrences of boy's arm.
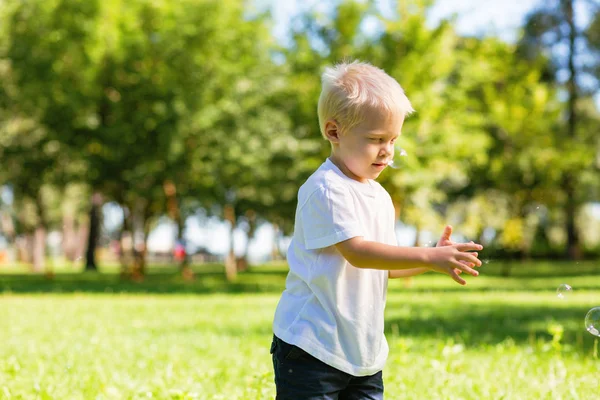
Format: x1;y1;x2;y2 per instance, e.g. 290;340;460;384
388;268;430;279
335;237;482;285
388;262;476;279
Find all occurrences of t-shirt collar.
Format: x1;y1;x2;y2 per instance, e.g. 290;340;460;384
324;158;377;196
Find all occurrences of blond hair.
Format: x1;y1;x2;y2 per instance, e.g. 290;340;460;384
317;61;414;138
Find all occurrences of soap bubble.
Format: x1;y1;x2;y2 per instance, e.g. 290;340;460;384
387;147;408;169
585;307;600;337
556;284;572;299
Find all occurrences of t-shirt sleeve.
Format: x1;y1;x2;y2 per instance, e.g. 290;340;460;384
300;185;364;250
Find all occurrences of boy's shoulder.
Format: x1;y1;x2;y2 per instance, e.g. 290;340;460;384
303;163;344;187
298;161;347;198
298;160;389;203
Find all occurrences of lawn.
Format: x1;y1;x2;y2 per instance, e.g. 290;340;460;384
0;260;599;399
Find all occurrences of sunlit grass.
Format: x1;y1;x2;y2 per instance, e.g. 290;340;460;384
0;261;599;399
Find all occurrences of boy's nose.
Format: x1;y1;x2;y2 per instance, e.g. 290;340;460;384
382;142;394;155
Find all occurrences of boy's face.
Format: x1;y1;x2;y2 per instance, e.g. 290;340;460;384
326;106;404;183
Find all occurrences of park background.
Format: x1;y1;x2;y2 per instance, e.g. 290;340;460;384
0;0;600;398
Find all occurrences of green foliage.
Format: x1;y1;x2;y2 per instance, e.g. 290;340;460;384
516;0;600;257
0;0;294;241
0;0;598;260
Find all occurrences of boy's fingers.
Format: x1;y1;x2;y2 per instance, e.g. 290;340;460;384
457;243;483;252
443;225;453;240
455;260;479;276
450;269;466;285
460;253;482;267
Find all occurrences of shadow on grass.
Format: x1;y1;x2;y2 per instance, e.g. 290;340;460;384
384;300;600;354
0;265;288;295
0;261;599;294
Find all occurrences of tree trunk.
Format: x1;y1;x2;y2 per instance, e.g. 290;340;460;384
62;213;78;262
224;203;237;281
163;180;192;278
119;204;132;276
32;193;50;274
32;226;46;273
271;223;283;261
131;200;150;280
564;178;581;259
237;210;256;272
176;217;194;280
132;226;150;281
85;193;102;271
20;234;34;264
563;0;582;260
175;219;189;268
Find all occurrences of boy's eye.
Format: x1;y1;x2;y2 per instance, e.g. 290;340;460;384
369;137;398;144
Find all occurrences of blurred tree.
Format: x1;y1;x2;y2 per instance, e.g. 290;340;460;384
0;0;104;271
0;0;99;272
2;0;598;279
1;0;289;279
446;35;563;263
186;21;295;279
0;118;70;272
518;0;600;259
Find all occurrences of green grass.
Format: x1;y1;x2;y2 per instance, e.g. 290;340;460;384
0;261;599;399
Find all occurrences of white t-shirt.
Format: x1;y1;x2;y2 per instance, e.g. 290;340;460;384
272;158;397;376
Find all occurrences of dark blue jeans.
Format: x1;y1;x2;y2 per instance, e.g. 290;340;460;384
271;335;384;400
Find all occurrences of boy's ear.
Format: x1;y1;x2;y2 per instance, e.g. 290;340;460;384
324;120;341;143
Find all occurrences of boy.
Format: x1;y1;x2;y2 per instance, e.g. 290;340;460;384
271;61;483;399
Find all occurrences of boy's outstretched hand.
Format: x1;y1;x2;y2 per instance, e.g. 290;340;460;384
432;225;483;285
